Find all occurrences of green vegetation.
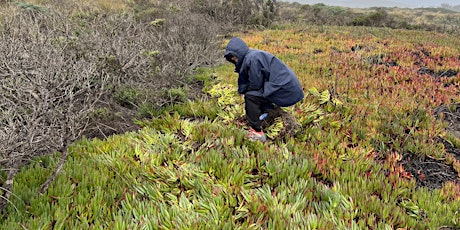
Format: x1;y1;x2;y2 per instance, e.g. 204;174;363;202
2;25;460;228
1;0;460;229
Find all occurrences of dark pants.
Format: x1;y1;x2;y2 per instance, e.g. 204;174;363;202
244;94;275;132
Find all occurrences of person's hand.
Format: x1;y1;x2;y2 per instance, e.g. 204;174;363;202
240;94;245;100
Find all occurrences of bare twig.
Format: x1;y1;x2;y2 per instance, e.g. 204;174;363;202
39;150;69;194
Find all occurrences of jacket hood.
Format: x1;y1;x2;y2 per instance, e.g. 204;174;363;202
224;37;249;72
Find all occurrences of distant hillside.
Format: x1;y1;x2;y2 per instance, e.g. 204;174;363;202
282;0;460;9
358;7;460;32
441;4;460;12
277;2;460;34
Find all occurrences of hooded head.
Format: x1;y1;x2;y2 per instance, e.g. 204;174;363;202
224;37;249;72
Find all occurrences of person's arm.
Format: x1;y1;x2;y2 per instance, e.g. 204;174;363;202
238;74;249;94
246;58;267;91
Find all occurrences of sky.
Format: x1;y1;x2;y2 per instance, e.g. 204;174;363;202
283;0;460;8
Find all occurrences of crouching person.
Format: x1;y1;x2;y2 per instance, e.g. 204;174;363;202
224;37;304;142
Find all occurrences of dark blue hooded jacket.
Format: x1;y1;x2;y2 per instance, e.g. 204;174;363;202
224;37;304;107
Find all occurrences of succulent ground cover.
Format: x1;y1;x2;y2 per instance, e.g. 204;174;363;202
1;26;460;229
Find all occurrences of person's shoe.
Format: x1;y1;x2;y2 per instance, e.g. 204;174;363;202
248;127;266;142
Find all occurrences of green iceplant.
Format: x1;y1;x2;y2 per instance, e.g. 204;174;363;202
207;83;244;124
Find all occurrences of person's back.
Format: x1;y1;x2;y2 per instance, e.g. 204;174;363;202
246;49;303;107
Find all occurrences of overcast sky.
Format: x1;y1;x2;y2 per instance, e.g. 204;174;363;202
283;0;460;8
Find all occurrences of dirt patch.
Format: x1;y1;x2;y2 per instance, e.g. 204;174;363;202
399;103;460;189
418;67;458;78
435;103;460;139
401;150;458;190
187;79;207;101
83;103;141;140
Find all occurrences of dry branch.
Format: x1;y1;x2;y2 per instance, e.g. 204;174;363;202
0;0;222;212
